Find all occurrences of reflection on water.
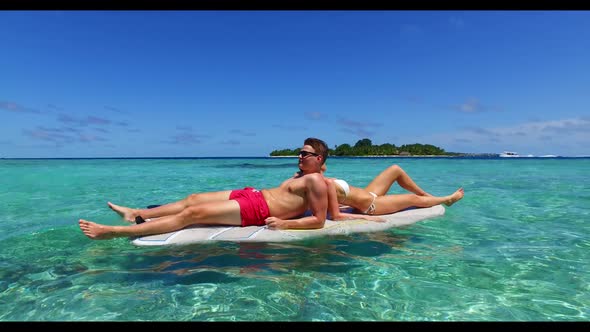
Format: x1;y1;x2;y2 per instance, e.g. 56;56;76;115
107;232;416;283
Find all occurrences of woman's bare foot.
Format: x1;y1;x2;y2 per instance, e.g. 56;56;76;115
108;202;138;222
79;219;118;240
444;188;464;207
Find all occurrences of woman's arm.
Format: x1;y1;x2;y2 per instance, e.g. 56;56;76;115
325;178;343;220
334;211;385;222
325;178;384;222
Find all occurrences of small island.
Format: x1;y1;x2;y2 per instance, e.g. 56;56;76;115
270;138;485;157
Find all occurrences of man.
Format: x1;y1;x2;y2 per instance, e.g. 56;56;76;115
78;138;330;240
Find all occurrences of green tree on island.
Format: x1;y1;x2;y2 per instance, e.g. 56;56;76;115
270;138;451;156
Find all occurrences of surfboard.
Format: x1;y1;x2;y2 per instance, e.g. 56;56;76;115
130;205;445;246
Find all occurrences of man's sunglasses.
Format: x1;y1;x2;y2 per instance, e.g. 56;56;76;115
299;150;319;158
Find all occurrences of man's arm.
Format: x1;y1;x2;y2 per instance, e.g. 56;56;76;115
265;173;328;229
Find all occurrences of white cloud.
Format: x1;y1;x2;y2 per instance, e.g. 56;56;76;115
449;17;465;29
304;111;323;120
457;98;485;113
416;118;590;156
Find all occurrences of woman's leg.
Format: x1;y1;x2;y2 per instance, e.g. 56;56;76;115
108;190;233;222
365;164;431;196
370;188;464;215
81;200;242;240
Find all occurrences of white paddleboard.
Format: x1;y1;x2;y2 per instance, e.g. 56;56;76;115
131;205;445;246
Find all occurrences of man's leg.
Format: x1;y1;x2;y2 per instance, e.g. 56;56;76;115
364;165;431;196
81;199;242;240
109;190;233;222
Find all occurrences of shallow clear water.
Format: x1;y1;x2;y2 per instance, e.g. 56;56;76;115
0;157;588;321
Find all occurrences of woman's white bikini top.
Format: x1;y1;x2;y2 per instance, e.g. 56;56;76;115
333;179;350;198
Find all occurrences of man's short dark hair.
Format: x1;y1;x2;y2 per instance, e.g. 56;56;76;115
304;137;329;165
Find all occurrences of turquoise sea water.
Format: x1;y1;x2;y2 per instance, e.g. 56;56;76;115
0;157;588;321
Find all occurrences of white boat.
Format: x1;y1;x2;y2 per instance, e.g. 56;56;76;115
499;151;520;157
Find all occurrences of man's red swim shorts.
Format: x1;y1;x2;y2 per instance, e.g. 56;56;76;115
229;187;271;226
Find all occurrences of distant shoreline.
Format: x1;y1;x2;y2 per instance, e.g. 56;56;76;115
3;154;583;160
270;154;489;158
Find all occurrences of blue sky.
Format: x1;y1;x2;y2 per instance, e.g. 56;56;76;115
1;10;589;158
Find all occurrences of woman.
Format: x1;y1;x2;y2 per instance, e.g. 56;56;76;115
323;164;464;221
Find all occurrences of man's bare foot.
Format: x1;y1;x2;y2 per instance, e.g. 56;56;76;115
108;202;138;222
444;188;464;207
79;219;117;240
